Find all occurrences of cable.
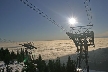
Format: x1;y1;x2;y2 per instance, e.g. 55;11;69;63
83;0;93;26
20;0;67;32
0;38;15;43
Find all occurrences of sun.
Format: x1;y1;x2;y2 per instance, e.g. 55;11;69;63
68;17;78;25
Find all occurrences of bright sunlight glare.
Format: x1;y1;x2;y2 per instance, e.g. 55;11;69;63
68;17;78;25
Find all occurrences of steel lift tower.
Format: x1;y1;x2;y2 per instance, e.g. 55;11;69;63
66;25;95;72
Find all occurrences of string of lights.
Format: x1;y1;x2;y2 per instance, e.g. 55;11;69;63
84;0;93;26
20;0;67;32
0;38;15;43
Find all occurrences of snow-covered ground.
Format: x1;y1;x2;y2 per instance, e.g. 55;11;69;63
0;38;108;72
0;61;24;72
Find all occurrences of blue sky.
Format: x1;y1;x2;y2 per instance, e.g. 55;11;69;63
0;0;108;41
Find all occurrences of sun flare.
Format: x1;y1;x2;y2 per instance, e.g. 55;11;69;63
68;17;78;25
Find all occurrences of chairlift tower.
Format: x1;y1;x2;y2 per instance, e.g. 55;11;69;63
66;25;94;72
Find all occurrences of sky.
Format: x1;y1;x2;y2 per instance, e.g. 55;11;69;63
0;0;108;42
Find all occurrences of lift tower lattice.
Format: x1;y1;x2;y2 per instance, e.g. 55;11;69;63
66;25;95;72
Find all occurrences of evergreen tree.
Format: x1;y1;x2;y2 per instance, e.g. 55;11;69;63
3;48;11;72
0;47;4;61
48;60;55;72
66;56;76;72
17;49;24;63
55;57;61;72
4;48;11;65
10;50;17;60
44;65;49;72
20;48;25;61
37;54;46;72
61;63;67;72
17;50;20;63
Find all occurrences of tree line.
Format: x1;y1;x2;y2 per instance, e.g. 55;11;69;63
0;47;77;72
0;47;26;65
22;54;77;72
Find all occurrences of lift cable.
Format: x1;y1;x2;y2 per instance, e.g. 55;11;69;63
83;0;93;27
20;0;67;32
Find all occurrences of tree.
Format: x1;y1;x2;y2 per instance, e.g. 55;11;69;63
37;54;46;72
55;57;62;72
4;48;11;65
66;56;76;72
61;63;67;72
48;60;55;72
0;47;4;60
10;50;17;60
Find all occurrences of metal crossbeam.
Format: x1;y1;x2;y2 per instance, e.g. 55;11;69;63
66;28;94;72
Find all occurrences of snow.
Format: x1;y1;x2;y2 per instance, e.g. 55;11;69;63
0;61;24;72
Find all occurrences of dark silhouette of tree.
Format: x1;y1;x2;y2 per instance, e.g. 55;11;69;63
20;48;25;61
10;50;17;60
3;48;11;72
16;48;25;63
48;60;55;72
66;56;76;72
17;50;21;63
44;65;49;72
36;54;46;72
4;48;11;65
0;47;4;60
61;63;67;72
55;57;62;72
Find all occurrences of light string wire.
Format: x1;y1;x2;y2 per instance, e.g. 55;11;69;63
20;0;67;32
0;38;15;43
84;0;93;27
